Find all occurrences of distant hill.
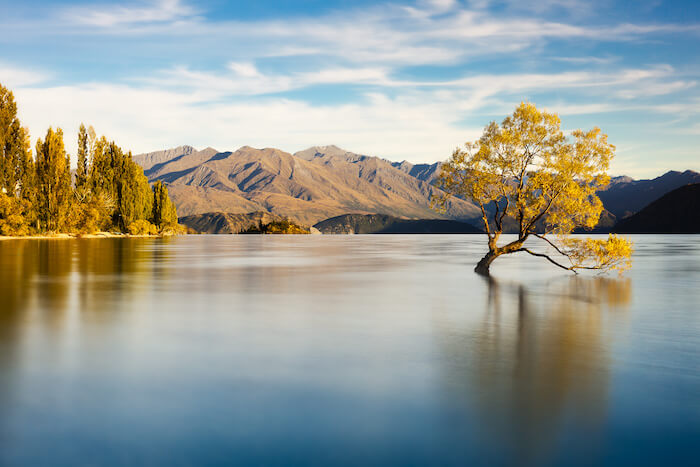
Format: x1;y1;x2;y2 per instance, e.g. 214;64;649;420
612;183;700;233
391;160;442;184
179;211;285;234
598;170;700;219
313;214;483;234
135;145;481;226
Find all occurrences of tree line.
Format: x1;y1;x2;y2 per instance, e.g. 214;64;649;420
0;82;178;236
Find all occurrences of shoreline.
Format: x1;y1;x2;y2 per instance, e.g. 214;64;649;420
0;232;178;240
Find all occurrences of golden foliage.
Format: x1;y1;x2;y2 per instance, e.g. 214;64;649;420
127;219;158;236
434;102;633;274
68;190;114;235
0;191;31;236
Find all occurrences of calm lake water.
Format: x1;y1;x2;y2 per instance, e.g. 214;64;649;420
0;235;698;466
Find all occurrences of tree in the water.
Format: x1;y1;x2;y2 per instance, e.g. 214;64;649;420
433;102;632;275
151;180;177;230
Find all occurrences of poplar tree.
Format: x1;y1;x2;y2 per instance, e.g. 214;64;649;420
0;83;27;196
35;128;72;231
75;123;89;190
114;148;153;230
89;136;113;196
0;83;34;234
152;181;177;229
16;126;35;203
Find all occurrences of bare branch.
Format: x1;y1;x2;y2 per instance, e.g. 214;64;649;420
533;233;572;263
477;200;492;240
516;248;578;274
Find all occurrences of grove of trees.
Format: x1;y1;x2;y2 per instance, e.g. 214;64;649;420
0;82;179;236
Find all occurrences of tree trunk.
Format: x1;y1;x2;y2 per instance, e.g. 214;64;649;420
475;250;499;276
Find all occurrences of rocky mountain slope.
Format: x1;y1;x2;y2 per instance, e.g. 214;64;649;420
612;183;700;233
391;160;442;184
133;145;197;171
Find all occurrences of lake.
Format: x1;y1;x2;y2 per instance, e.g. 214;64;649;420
0;235;698;466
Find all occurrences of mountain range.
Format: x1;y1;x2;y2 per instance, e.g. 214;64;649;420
613;183;700;234
133;145;699;233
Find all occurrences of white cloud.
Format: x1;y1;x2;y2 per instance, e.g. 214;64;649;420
138;64;394;98
63;0;197;27
0;63;50;88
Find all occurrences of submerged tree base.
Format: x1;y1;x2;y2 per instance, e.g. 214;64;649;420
474;252;498;276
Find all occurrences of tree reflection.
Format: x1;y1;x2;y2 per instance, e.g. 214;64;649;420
436;274;631;465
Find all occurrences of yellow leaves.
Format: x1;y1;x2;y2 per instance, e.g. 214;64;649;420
127;219;158;236
435;101;617;235
0;191;30;236
561;234;633;274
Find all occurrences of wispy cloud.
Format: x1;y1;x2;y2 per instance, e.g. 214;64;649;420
63;0;198;27
37;0;699;69
0;62;49;88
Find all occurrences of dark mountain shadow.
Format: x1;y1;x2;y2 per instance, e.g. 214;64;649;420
205;151;233;163
613;183;700;233
154;166;200;184
144;152;190;178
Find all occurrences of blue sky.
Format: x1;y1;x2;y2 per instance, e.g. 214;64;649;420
1;0;699;177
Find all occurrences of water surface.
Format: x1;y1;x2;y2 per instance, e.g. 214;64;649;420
0;235;698;465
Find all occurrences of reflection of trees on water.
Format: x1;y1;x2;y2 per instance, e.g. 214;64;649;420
0;237;157;345
435;275;631;465
0;239;157;443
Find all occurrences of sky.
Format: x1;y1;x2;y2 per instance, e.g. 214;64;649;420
0;0;699;178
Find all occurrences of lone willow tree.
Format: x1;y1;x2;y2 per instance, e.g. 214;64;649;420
434;103;632;275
